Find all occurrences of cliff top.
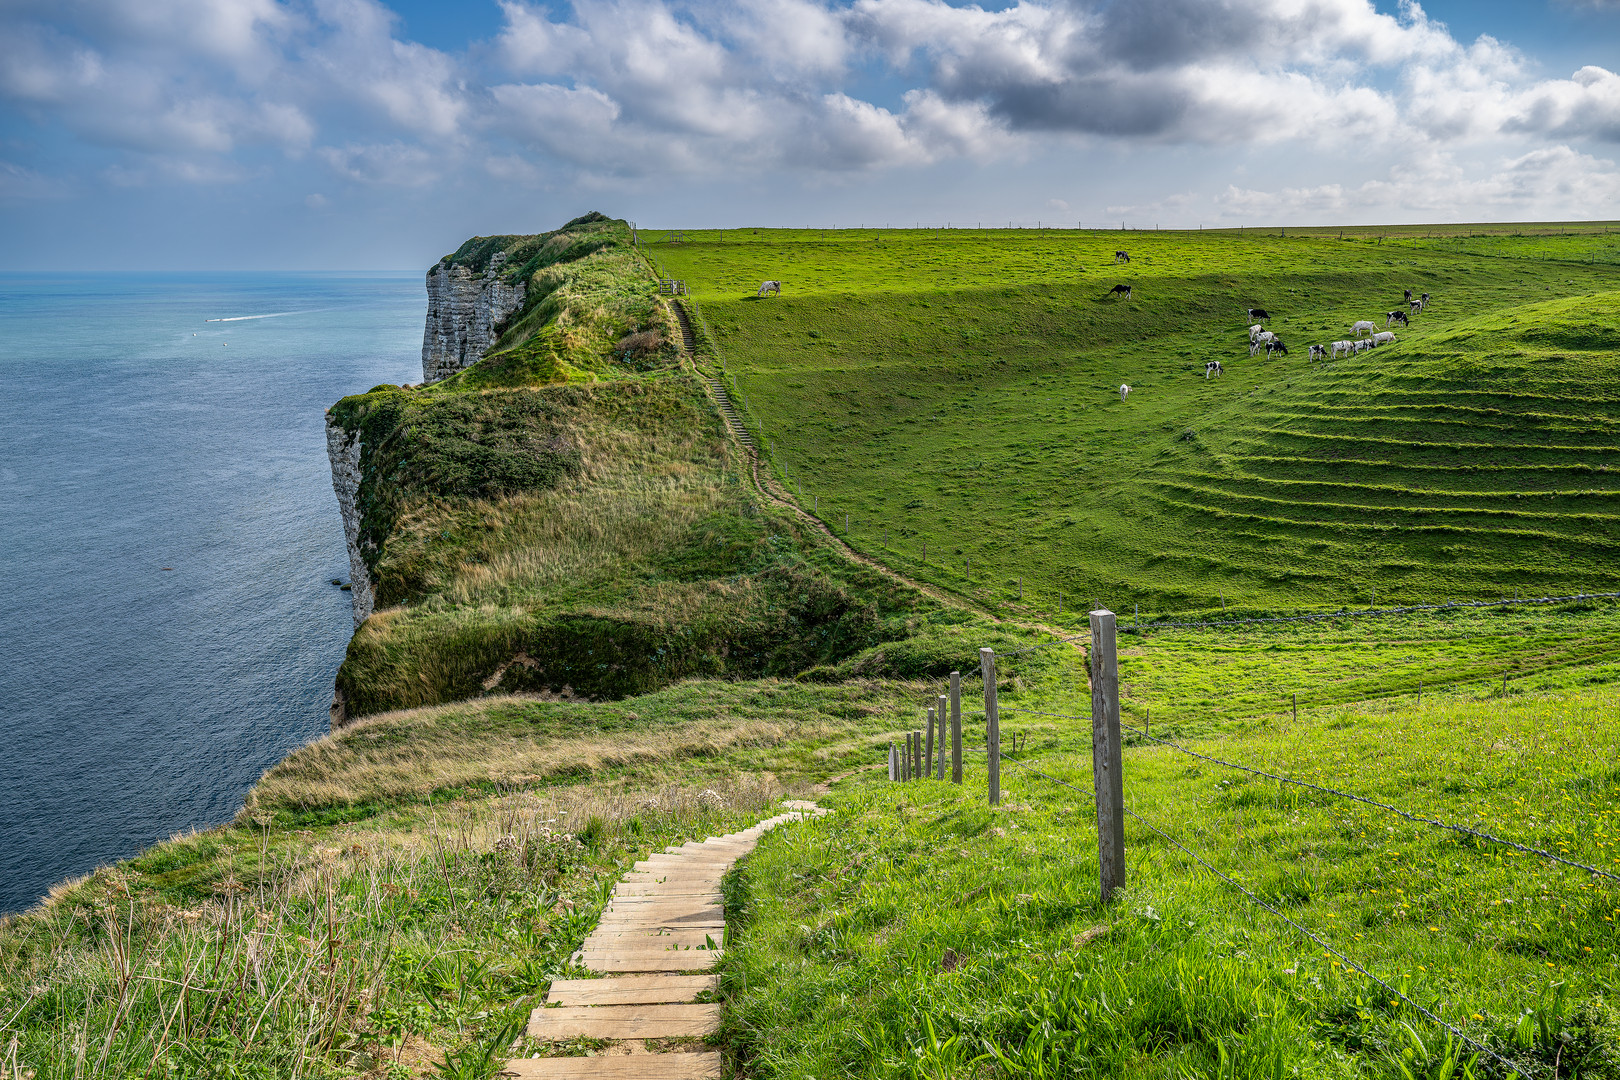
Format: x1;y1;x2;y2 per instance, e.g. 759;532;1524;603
437;211;619;278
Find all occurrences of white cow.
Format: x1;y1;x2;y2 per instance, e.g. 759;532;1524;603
1330;340;1354;358
757;280;782;297
1351;320;1376;337
1371;331;1396;346
1247;323;1265;342
1120;384;1131;402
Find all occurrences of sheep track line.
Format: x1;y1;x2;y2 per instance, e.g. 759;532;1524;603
503;801;826;1078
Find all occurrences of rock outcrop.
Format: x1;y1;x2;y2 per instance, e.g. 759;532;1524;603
325;416;374;629
420;250;526;383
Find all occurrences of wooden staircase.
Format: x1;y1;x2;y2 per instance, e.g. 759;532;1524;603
502;803;825;1077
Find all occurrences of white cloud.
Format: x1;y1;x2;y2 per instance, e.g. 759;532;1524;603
318;141;438;185
1;0;1619;223
1214;144;1620;220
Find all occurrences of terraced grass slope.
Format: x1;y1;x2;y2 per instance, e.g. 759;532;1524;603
655;225;1620;613
1141;292;1620;600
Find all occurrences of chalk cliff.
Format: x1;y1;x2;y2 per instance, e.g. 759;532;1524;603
325;417;374;628
420;250;526;384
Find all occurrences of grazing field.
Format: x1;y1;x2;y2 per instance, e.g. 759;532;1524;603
723;685;1620;1079
654;225;1620;613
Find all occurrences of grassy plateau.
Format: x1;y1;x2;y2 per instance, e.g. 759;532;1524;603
654;224;1620;614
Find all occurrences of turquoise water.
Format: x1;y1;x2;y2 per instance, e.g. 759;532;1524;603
0;273;422;915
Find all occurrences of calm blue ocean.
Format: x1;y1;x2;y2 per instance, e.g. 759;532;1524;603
0;272;422;915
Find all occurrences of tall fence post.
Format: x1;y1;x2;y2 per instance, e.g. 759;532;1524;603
888;743;897;781
981;648;1000;806
1090;610;1126;903
950;671;962;784
937;694;948;779
925;708;936;777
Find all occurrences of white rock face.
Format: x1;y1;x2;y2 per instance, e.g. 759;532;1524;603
421;250;526;383
325;416;375;628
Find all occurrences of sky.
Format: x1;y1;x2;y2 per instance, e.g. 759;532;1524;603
2;0;1619;269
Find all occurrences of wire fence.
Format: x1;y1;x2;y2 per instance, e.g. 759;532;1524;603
882;619;1619;1078
991;750;1531;1079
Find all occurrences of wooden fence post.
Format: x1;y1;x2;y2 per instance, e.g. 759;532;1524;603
1090;610;1126;903
937;694;948;779
914;730;923;780
888;743;897;781
981;648;1000;806
950;671;962;784
925;708;935;777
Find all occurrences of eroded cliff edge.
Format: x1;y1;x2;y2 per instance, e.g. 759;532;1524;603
321;212;979;730
421;250;526;384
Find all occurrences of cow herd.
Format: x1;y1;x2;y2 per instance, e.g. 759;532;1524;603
1234;290;1432;372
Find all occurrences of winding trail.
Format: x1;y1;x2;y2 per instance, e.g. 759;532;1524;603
502;801;825;1078
673;301;993;619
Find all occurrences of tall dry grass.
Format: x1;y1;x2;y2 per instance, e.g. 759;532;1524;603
0;778;792;1079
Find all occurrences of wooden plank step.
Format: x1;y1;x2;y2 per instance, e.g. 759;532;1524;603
500;1053;722;1079
582;951;721;972
596;907;725;922
582;924;720;938
528;1003;720;1040
576;926;716;939
545;975;715;1006
578;941;721;956
613;885;721;898
594;917;725;931
604;897;723;911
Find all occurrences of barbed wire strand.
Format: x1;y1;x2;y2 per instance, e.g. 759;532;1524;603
1118;724;1620;884
983;591;1620;662
1136;592;1620;632
994;752;1533;1080
992;705;1619;883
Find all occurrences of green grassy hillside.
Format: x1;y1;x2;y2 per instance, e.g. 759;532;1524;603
431;212;679;386
654;226;1620;613
329;216;1009;722
724;685;1620;1079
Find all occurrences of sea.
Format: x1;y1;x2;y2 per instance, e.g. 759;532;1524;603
0;272;423;916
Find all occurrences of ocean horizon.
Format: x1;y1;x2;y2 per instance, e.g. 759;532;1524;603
0;271;423;916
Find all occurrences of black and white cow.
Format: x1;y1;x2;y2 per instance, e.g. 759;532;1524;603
1205;360;1223;379
1109;284;1133;300
1247;307;1271;323
1115;250;1131;264
1386;310;1409;327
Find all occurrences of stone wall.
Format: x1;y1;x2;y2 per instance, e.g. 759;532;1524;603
420;250;526;383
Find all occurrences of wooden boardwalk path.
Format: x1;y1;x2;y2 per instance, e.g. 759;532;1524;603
502;801;824;1078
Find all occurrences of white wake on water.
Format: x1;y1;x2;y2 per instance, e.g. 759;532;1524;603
204;310;311;322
